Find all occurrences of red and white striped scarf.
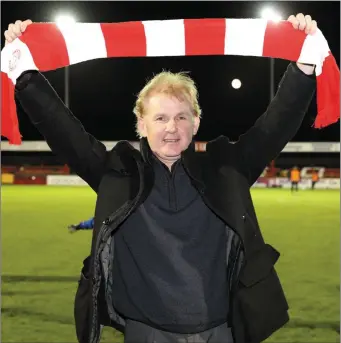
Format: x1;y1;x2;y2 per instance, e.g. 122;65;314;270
1;19;340;144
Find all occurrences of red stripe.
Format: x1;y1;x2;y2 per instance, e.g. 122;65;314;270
20;23;69;70
184;19;226;55
314;53;340;128
1;72;21;144
263;21;306;61
101;22;146;57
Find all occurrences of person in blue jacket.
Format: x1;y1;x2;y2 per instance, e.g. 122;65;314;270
68;217;94;233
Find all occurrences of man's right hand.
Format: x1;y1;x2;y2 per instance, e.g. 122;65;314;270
4;19;32;45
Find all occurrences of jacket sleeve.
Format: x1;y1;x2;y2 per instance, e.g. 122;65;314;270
14;71;107;192
232;62;316;186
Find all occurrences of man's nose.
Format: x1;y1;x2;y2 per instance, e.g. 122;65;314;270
166;120;177;132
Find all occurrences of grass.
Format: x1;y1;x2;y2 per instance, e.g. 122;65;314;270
1;186;339;343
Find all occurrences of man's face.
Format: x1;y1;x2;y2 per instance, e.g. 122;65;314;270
138;93;200;167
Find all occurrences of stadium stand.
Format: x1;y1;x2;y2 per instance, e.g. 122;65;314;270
1;141;340;189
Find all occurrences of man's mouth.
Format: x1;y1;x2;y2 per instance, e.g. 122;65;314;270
164;139;180;143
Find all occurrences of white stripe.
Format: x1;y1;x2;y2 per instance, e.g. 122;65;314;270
57;23;107;65
297;29;330;76
1;38;38;84
143;19;185;57
224;19;267;56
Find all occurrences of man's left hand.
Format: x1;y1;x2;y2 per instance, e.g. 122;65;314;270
287;13;318;75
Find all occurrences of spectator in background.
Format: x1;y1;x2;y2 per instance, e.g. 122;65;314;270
68;217;94;233
311;169;319;190
290;166;301;192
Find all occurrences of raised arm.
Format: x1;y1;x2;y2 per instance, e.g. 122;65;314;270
15;70;107;192
220;14;318;185
233;62;316;185
5;20;107;192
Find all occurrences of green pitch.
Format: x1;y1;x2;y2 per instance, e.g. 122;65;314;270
2;186;339;342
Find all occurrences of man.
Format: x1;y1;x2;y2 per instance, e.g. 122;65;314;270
311;169;319;190
6;13;317;343
290;166;301;192
68;217;94;233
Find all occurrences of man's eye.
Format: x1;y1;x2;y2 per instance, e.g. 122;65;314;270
155;116;166;121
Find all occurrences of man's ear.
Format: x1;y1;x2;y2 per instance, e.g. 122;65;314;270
193;116;200;136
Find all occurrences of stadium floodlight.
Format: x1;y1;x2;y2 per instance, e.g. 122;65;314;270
54;14;76;109
260;8;282;22
55;14;76;29
231;79;242;89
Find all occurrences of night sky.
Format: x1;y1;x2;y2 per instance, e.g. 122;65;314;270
1;1;340;142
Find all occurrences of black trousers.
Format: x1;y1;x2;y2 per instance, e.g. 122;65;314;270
291;181;299;191
124;320;234;343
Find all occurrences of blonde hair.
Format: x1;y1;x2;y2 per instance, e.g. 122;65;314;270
133;71;202;137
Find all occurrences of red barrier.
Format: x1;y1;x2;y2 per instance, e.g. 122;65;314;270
13;175;46;185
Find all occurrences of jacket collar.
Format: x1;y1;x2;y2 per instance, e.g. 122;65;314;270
139;138;205;189
139;138;153;164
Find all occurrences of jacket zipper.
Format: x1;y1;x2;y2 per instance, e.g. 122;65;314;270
229;241;242;292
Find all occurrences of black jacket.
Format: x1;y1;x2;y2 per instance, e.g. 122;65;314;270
15;63;316;343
